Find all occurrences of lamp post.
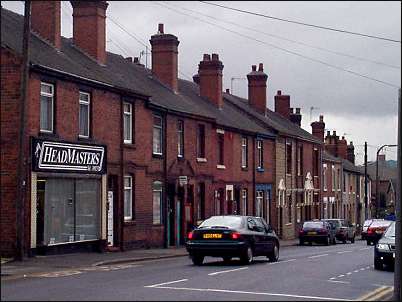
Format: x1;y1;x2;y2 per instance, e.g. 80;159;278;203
375;144;397;218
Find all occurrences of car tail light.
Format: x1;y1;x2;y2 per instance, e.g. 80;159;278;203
188;232;194;240
318;229;327;234
231;232;241;240
367;227;374;234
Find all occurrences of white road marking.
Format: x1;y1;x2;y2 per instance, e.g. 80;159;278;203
145;279;189;288
329;277;337;280
353;270;359;273
337;250;352;254
359;247;371;251
308;254;329;259
149;285;352;301
338;274;345;278
208;267;248;276
328;280;350;284
360;268;365;271
267;258;296;265
346;272;352;275
366;266;371;269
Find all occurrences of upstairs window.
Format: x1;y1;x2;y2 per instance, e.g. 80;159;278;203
323;164;327;191
297;145;303;176
40;82;54;132
79;92;90;138
332;165;336;192
241;137;248;168
153;115;163;155
257;140;263;169
177;120;184;158
217;133;224;165
123;102;132;144
197;124;205;158
286;142;292;174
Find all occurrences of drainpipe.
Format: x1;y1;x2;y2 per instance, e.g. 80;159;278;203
119;98;124;251
252;137;256;216
163;113;168;248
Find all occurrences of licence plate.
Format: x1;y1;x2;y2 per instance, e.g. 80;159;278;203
308;232;317;235
203;233;222;239
393;253;395;258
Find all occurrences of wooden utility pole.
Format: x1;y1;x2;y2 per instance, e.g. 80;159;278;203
364;142;368;220
15;0;31;261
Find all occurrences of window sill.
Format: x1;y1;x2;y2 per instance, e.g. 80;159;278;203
257;167;265;172
78;136;93;143
152;153;163;159
124;220;136;226
217;164;226;169
123;143;136;150
177;156;185;161
197;157;207;163
39;131;58;139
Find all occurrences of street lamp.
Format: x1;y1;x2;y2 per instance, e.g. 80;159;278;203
375;144;397;218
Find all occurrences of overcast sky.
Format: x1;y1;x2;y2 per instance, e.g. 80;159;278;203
3;1;401;164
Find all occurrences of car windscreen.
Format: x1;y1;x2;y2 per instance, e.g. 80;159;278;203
371;220;392;227
384;222;395;237
199;216;243;229
324;220;340;227
303;221;324;229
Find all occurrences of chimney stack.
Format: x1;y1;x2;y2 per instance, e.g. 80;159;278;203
347;141;355;164
198;53;224;108
71;1;108;65
274;90;291;119
325;130;340;158
290;107;302;126
338;136;348;160
150;24;180;92
311;115;325;142
31;1;61;49
247;63;268;114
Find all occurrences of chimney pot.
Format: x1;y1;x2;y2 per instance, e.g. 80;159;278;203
319;115;324;122
203;54;210;61
252;65;257;71
327;131;330;136
211;53;219;61
277;90;282;95
333;131;337;135
289;107;294;114
133;57;139;63
158;23;164;34
226;88;230;94
258;63;263;71
296;108;301;114
125;57;133;62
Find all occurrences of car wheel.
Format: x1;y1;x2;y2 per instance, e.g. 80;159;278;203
241;246;253;265
325;236;330;246
367;240;371;246
268;243;279;262
222;256;231;263
191;254;204;266
350;236;355;244
332;237;337;245
374;257;383;270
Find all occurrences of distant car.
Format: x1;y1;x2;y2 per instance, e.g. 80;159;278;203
322;219;355;244
299;220;335;245
185;215;280;265
361;219;383;240
374;221;395;270
366;220;392;245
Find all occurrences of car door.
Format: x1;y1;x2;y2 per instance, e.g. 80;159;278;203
259;217;275;253
246;217;264;255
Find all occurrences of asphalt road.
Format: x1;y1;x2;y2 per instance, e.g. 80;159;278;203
1;240;394;301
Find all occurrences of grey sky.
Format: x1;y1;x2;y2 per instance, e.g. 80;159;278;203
2;1;401;164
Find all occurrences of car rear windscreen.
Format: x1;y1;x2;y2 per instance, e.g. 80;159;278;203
199;216;243;229
371;220;392;227
303;221;324;228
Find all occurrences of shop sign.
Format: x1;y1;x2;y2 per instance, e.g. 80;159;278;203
32;138;106;174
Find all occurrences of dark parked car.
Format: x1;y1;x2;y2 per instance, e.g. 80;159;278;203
185;215;280;265
322;219;355;243
374;221;395;270
299;220;336;245
366;220;392;245
361;219;383;240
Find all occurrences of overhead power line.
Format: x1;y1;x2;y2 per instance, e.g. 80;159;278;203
153;1;400;89
199;1;401;44
107;15;149;48
165;2;400;70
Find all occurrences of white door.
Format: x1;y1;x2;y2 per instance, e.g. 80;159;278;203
107;191;114;246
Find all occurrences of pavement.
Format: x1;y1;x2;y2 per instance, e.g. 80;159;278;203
0;238;299;280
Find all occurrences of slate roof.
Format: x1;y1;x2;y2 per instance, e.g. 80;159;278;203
1;7;275;138
341;158;362;174
322;150;342;163
223;93;323;144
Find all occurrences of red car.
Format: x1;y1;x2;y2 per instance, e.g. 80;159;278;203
366;220;392;245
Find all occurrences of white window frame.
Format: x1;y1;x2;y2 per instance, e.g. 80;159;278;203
256;191;264;217
241;137;248;168
241;189;247;215
124;176;133;221
152;181;162;225
40;82;54;133
332;165;336;192
123;102;132;144
257;140;263;169
177;120;184;158
153;115;163;155
79;91;90;138
323;164;327;191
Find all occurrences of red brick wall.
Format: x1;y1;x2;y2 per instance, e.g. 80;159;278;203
31;1;61;49
0;48;22;257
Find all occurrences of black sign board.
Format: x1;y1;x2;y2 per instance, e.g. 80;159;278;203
32;138;106;174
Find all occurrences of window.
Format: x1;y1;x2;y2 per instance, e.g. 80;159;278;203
343;172;347;192
241;137;248;168
40;82;54;132
288;196;292;223
152;181;162;224
217;133;224;165
331;165;336;192
297;145;303;176
153;115;163;155
337;169;341;191
177;120;184;158
79;92;90;137
286;143;292;174
123;102;132;144
197;124;205;158
257;140;263;169
124;176;133;221
256;191;263;217
241;189;247;215
323;164;327;191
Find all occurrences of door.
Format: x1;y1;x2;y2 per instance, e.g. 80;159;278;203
107;191;114;246
167;183;176;246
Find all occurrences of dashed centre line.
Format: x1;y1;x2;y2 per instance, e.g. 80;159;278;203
145;279;189;288
337;250;352;254
308;254;329;259
208;267;248;276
